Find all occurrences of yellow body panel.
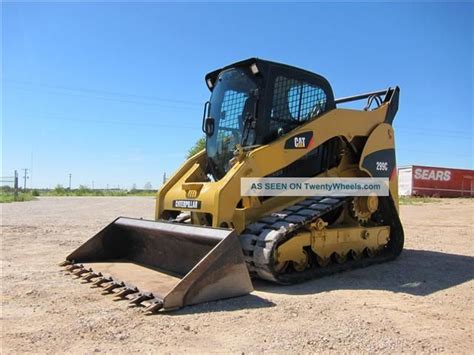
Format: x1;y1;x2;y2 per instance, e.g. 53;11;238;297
277;225;390;262
359;122;399;210
156;102;398;234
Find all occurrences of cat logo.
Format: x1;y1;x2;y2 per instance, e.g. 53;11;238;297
284;131;314;149
294;137;306;148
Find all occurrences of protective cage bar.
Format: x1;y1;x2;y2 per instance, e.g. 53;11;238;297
335;88;390;105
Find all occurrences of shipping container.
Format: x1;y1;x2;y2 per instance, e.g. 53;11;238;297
398;165;474;197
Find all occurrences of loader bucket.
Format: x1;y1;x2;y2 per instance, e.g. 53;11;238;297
61;217;253;312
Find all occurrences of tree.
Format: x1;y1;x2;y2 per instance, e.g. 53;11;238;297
77;185;90;196
144;182;153;190
54;184;66;195
187;136;206;158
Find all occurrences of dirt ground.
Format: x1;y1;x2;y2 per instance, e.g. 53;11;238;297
1;197;473;353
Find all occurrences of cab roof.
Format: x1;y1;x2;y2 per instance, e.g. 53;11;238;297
204;57;333;95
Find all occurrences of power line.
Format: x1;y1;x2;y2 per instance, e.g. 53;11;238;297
5;79;203;107
12;109;472;137
395;126;472;138
398;148;472;158
8;85;202;110
12;115;471;141
395;130;472;140
5;79;471;139
16;114;197;130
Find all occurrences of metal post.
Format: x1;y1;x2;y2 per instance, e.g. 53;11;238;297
69;173;72;190
14;170;18;201
22;168;29;190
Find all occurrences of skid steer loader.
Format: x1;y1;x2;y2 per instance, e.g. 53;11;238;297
61;58;404;313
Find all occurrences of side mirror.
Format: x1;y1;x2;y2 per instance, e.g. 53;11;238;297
204;117;215;136
201;101;214;136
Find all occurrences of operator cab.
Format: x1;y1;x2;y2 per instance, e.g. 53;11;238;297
203;58;335;179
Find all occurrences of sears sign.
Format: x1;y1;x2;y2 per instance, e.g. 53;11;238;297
414;168;451;181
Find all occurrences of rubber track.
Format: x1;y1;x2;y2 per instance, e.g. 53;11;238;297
239;196;404;284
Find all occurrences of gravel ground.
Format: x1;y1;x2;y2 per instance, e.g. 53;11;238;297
1;197;473;353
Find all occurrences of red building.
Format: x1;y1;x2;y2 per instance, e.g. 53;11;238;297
398;165;474;197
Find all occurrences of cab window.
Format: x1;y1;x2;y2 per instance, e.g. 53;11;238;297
270;76;327;134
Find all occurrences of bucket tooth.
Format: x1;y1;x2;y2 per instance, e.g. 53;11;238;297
70;266;84;275
144;299;164;314
128;292;154;307
101;281;125;294
59;260;72;267
65;264;83;273
73;268;92;277
92;276;113;287
114;286;139;300
82;272;102;282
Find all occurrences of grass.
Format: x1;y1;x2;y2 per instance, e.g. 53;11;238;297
41;189;128;197
399;196;441;205
0;185;157;202
0;191;38;203
33;187;157;197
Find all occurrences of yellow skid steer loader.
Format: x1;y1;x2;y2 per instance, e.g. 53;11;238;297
61;58;404;313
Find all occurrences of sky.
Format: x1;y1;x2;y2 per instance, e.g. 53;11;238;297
2;2;473;189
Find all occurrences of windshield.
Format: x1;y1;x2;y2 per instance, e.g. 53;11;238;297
206;68;258;179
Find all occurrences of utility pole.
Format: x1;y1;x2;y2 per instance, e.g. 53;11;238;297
22;168;29;190
30;151;34;189
14;170;19;201
163;172;167;184
68;173;72;190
